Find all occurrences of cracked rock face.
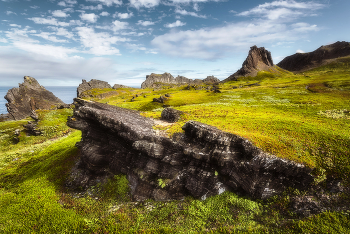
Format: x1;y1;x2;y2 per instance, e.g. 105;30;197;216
77;79;112;98
67;98;313;201
4;76;65;120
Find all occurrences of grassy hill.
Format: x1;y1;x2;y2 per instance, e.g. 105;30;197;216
1;57;349;233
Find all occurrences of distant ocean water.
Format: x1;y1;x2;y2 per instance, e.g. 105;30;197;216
0;86;77;115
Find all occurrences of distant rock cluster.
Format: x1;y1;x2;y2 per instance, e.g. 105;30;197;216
4;76;65;120
141;73;220;89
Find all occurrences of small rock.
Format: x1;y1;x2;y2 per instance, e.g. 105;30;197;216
161;108;183;122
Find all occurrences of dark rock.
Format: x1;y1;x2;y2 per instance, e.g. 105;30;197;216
56;104;72;109
203;76;220;84
24;121;41;136
278;41;350;72
77;79;112;98
66;99;314;201
164;93;171;97
0;114;10;122
223;46;276;82
153;96;167;103
113;84;131;89
4;76;65;120
161;108;183;123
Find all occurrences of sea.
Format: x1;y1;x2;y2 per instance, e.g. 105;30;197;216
0;86;77;115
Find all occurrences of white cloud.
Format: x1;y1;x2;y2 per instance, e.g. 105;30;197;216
100;11;110;16
165;20;186;28
137;20;155;26
129;0;160;9
76;26;127;55
114;12;134;19
58;1;66;7
30;5;40;9
52;10;70;17
112;20;129;31
296;49;304;53
0;38;8;43
86;0;122;7
193;3;199;11
80;13;99;23
34;32;68;43
151;20;319;60
49;27;75;39
28;17;70;27
9;24;22;28
58;0;77;7
175;9;206;18
292;22;319;32
238;0;325;21
80;4;103;10
6;11;17;15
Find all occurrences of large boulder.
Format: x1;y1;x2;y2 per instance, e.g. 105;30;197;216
77;79;112;98
67;99;314;201
4;76;65;120
277;41;350;72
223;46;275;82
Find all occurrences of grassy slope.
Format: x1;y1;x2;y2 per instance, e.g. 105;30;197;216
0;57;349;233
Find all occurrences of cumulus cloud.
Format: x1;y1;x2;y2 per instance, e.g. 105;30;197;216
86;0;122;7
129;0;160;9
58;0;77;7
112;20;129;31
34;32;68;43
296;49;304;53
100;11;110;16
28;17;70;27
80;4;103;10
137;20;155;26
165;20;186;28
6;11;17;15
175;8;206;18
0;38;8;43
76;26;128;55
52;10;70;17
49;27;75;39
80;13;99;23
114;12;134;19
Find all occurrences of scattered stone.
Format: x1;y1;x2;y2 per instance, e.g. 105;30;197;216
164;93;171;97
24;121;41;136
5;76;65;120
153;96;167;103
161;108;183;123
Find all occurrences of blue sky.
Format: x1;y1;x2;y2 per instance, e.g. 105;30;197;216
0;0;348;87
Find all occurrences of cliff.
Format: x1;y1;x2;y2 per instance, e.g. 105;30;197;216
4;76;65;120
77;79;112;98
223;46;275;82
277;41;350;72
141;73;219;89
67;99;313;201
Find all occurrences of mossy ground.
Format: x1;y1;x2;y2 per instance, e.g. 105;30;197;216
1;57;350;233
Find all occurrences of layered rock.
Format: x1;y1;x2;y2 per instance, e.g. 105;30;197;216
223;46;275;82
113;84;132;89
67;99;314;201
77;79;112;98
277;41;350;72
5;76;65;120
141;73;219;89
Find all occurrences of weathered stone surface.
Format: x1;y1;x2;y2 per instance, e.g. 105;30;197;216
77;79;112;98
67;99;314;201
277;41;350;72
223;46;275;82
4;76;65;120
113;84;132;89
161;108;183;122
141;73;219;89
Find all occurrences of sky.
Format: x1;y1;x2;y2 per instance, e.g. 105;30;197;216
0;0;349;88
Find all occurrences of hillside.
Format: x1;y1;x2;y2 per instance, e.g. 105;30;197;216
277;41;350;73
1;57;350;233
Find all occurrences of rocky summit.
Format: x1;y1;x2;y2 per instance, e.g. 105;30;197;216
223;46;275;82
5;76;65;120
67;98;313;201
77;79;112;98
277;41;350;72
141;73;219;89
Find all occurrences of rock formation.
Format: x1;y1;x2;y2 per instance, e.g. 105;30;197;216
277;41;350;72
141;73;219;89
113;84;132;89
67;99;314;201
223;46;275;82
4;76;65;120
77;79;112;98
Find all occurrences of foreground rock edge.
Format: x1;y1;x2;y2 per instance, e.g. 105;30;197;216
66;98;314;201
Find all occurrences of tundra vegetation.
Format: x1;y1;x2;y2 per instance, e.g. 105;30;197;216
1;57;350;233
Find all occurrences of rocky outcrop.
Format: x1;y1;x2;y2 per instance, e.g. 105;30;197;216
113;84;132;89
223;46;275;82
4;76;65;120
67;99;314;201
77;79;112;98
141;73;219;89
161;108;183;122
277;41;350;72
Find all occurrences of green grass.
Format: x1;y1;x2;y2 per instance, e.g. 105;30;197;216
1;57;350;232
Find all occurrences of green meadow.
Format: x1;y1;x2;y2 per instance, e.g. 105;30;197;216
1;57;350;233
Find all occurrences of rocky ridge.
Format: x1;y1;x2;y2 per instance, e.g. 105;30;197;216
141;73;219;89
77;79;112;98
67;98;314;201
277;41;350;72
4;76;65;120
223;46;276;82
